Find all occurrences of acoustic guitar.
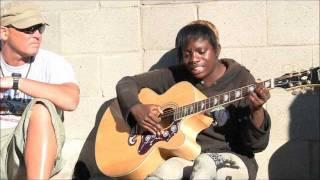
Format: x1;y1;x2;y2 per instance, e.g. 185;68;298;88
95;67;320;179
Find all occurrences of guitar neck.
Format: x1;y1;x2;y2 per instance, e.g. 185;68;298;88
172;67;319;120
174;79;274;120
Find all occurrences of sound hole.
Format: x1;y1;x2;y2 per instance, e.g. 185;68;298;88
159;108;174;129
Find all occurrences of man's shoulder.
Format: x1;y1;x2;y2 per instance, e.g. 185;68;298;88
35;49;69;66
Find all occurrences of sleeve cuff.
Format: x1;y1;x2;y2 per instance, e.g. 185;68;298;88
248;109;271;134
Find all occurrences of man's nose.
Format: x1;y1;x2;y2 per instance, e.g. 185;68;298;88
32;30;42;38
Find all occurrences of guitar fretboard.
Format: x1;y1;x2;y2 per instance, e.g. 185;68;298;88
173;79;274;120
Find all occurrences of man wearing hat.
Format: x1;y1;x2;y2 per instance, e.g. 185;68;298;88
0;2;80;179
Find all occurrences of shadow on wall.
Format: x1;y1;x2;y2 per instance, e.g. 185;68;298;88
72;49;179;179
149;48;179;71
268;90;320;180
72;98;115;180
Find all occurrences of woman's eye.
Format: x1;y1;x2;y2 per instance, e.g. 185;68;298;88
198;50;206;55
183;53;191;58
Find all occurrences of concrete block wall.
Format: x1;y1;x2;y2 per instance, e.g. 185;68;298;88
1;0;319;179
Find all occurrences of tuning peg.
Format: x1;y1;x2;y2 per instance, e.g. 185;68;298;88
297;81;302;86
300;87;307;94
297;70;302;76
291;88;301;95
304;86;311;90
309;87;314;91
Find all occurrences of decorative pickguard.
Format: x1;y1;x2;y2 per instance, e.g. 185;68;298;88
137;121;180;155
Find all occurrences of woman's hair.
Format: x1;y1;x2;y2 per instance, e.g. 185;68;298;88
189;20;220;45
175;23;219;62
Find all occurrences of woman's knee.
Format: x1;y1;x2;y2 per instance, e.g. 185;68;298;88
191;153;217;180
216;153;249;180
148;157;192;179
193;153;218;172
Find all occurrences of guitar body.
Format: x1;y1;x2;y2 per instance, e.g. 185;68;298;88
95;67;320;179
95;82;213;179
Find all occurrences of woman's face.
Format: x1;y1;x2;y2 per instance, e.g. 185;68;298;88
182;38;219;82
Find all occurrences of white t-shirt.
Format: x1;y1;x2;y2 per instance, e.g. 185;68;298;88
0;49;77;129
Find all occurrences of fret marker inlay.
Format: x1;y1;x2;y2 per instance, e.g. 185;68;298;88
201;102;205;110
213;98;218;105
224;95;229;101
265;81;270;88
235;90;240;98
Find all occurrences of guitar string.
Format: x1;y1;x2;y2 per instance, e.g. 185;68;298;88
158;83;264;118
158;71;313;119
158;80;270;119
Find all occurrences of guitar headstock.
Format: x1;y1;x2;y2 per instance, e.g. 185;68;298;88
274;67;320;93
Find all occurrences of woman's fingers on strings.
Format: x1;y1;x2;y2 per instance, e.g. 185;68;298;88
157;106;163;114
140;124;156;135
249;92;263;107
144;123;159;135
144;116;162;135
151;106;163;117
255;87;270;101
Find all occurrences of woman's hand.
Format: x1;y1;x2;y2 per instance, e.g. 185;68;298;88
248;86;270;111
130;103;163;135
247;86;271;128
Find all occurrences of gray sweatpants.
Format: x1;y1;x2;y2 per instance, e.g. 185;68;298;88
146;153;248;180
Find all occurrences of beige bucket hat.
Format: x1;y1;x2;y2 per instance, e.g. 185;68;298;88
0;2;47;29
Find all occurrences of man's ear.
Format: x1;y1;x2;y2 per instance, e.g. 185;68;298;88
0;27;9;41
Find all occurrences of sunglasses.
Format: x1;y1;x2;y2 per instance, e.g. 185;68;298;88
8;24;46;34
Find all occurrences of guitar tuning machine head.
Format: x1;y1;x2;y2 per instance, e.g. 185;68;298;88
300;88;307;94
303;87;313;92
297;81;302;86
291;89;300;95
